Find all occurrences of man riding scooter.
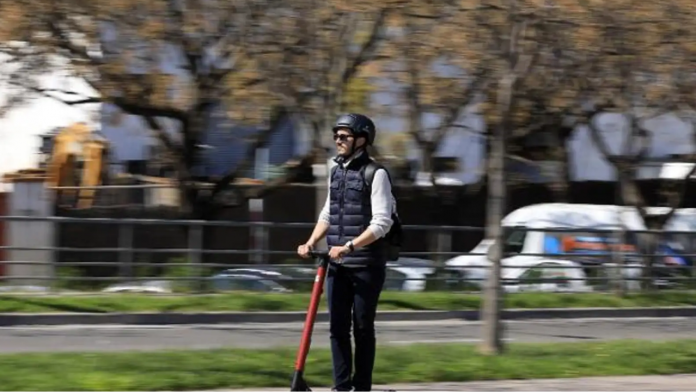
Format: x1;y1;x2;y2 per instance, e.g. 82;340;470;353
297;113;398;391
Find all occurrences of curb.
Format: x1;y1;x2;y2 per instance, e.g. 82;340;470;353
0;306;695;326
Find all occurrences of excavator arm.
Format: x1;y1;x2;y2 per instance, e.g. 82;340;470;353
76;139;108;208
44;122;109;208
2;122;111;209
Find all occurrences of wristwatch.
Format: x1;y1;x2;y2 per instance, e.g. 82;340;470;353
345;240;355;252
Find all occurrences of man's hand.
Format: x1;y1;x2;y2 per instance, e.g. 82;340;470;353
329;245;350;262
297;243;314;259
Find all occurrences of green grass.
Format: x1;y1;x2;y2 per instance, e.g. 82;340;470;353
1;340;696;390
1;291;696;313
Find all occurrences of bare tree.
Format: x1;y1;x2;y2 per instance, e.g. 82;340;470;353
360;0;604;354
249;0;392;160
440;0;598;355
473;0;537;356
0;0;323;217
579;0;696;289
385;0;599;196
375;2;488;184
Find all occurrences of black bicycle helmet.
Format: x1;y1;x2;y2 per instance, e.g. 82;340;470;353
332;113;377;145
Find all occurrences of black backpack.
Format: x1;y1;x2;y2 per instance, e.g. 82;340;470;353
361;161;403;261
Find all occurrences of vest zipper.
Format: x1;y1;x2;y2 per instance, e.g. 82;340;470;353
338;168;348;241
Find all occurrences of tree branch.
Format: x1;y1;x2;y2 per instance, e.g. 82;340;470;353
241;151;317;200
208;107;292;198
9;83;102;106
143;115;182;160
341;7;389;86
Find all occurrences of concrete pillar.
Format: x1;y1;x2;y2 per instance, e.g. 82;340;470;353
6;179;56;287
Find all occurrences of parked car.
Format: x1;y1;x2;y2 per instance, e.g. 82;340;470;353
102;280;172;294
385;257;436;292
210;269;292;293
500;260;593;293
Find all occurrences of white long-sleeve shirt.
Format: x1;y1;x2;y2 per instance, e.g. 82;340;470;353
318;152;396;239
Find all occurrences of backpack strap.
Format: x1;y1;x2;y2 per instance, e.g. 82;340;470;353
362;160;392;191
362;161;399;219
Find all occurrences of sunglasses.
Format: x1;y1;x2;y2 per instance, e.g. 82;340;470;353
333;134;354;142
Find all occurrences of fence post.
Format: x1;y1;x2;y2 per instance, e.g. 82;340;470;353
429;228;452;265
118;223;134;280
249;199;266;264
611;222;626;296
49;219;60;292
440;229;452;264
188;223;204;292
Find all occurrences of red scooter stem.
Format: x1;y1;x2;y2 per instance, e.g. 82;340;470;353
290;251;330;391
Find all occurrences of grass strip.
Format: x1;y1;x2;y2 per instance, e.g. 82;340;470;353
1;291;696;313
1;340;696;390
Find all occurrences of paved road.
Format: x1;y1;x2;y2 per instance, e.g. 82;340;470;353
226;374;696;391
0;317;695;353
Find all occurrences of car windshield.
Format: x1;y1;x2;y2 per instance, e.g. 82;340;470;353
260;279;285;290
484;229;527;258
503;229;526;255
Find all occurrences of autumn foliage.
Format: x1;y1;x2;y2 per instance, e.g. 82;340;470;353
1;0;696;202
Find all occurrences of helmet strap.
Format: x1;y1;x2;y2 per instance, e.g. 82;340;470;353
349;136;368;157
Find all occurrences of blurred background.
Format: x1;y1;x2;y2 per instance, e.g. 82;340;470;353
1;0;696;297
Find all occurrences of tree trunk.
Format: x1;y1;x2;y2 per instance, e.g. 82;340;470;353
421;143;435;174
554;145;570;202
479;118;507;355
479;75;512;355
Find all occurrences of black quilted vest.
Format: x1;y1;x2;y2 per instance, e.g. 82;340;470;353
326;153;387;267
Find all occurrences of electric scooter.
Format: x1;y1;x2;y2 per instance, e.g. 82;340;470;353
289;251;396;392
290;250;331;391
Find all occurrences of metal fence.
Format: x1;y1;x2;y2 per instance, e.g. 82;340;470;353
1;214;695;295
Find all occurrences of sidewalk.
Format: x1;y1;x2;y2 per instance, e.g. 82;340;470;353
223;374;696;391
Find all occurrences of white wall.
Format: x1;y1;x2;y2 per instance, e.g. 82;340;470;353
567;112;695;181
0;55;100;191
418;110;696;185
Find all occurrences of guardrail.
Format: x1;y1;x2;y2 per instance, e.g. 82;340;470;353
0;215;695;295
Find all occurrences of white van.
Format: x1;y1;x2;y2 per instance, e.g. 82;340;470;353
444;203;696;291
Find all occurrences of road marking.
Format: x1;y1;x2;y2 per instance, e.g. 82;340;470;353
386;338;517;345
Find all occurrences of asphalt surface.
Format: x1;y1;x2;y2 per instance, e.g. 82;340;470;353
0;317;695;353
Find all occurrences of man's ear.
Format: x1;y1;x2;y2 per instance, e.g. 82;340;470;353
355;136;366;148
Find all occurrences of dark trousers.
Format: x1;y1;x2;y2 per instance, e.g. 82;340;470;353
326;263;386;391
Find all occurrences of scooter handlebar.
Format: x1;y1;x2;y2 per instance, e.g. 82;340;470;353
308;250;330;259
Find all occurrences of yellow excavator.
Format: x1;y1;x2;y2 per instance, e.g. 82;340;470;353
46;122;111;209
3;122;111;209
